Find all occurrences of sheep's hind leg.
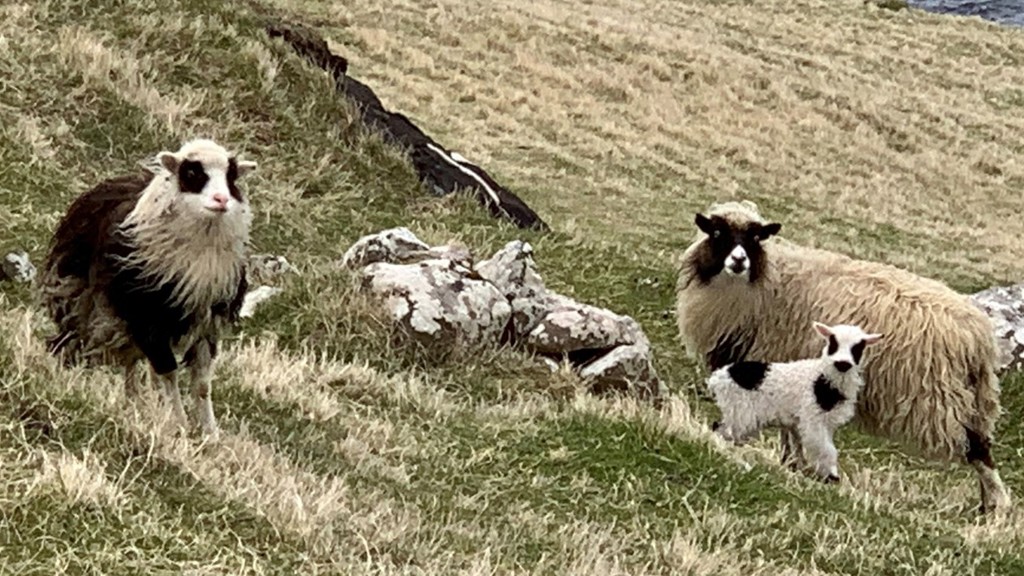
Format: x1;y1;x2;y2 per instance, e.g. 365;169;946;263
965;428;1011;514
185;338;220;442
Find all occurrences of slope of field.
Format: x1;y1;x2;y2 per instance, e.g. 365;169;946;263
2;0;1024;573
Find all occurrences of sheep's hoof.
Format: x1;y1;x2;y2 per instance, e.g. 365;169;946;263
711;420;721;431
824;474;840;485
200;426;221;445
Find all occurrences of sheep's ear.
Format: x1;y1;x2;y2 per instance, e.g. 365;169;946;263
158;151;181;173
235;159;257;178
864;333;884;345
760;222;782;239
695;213;715;236
812;321;832;338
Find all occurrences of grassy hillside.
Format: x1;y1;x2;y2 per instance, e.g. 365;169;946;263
2;0;1024;573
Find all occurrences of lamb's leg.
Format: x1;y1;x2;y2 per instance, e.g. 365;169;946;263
779;427;804;470
798;423;840;483
185;338;220;442
965;427;1011;514
713;417;759;446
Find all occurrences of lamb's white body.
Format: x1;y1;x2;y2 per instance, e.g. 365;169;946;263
708;322;880;482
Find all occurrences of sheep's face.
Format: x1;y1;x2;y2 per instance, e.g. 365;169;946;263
158;139;257;221
813;322;884;374
692;213;781;284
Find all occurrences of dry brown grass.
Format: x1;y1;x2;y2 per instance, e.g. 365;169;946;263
266;0;1024;288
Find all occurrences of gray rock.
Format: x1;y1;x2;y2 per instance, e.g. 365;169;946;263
247;253;299;285
350;229;664;402
341;227;429;269
240;285;283;319
971;284;1024;374
475;240;556;338
1;250;36;283
362;258;512;349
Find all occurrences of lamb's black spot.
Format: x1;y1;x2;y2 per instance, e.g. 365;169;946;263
727;361;770;391
850;340;865;364
813;375;846;411
451;279;465;293
827;335;838;355
178;159;208;193
965;426;995;468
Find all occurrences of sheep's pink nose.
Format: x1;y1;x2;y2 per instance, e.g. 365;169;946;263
207;193;230;211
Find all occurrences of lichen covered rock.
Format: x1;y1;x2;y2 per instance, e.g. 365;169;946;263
1;250;36;283
971;284;1024;374
362;257;512;350
350;229;665;401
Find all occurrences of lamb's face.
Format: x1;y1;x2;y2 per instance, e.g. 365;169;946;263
813;322;884;374
692;212;781;284
158;139;257;222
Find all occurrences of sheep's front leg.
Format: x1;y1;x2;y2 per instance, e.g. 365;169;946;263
797;423;840;483
149;365;189;431
185;338;220;442
123;361;144;398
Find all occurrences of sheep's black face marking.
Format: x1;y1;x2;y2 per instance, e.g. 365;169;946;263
813;375;846;412
727;361;770;391
691;213;781;285
178;160;209;193
226;157;244;202
850;340;866;364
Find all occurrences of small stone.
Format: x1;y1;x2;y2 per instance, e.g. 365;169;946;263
1;250;36;283
340;227;432;269
247;253;298;285
240;285;283;319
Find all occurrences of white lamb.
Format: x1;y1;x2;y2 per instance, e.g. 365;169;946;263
708;321;884;483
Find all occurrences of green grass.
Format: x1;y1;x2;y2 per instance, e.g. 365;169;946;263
3;0;1024;573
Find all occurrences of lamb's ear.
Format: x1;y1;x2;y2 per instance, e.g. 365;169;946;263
158;151;181;173
864;333;884;345
235;159;257;178
760;222;782;239
695;213;715;236
812;321;833;338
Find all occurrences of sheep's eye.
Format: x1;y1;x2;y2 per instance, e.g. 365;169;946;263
712;230;721;238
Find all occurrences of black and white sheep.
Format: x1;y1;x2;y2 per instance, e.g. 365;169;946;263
38;138;257;440
709;321;883;483
675;200;1010;513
